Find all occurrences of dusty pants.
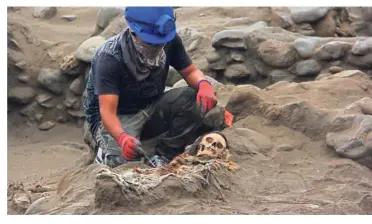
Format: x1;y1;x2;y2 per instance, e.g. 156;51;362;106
93;87;208;168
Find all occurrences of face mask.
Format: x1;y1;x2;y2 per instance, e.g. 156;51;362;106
130;32;166;68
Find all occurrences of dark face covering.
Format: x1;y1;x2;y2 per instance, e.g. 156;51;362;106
121;28;166;81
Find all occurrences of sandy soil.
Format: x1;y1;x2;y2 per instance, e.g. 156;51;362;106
7;7;372;215
7;6;274;189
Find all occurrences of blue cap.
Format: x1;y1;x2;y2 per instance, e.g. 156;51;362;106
125;7;176;45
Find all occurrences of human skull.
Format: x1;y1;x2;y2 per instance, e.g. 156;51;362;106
196;132;227;158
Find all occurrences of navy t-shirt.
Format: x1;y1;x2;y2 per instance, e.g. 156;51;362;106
83;33;192;134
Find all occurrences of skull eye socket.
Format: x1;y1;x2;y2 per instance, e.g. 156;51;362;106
216;142;224;149
197;144;205;151
206;137;214;143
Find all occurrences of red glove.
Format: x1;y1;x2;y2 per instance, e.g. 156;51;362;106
197;79;217;113
117;132;143;160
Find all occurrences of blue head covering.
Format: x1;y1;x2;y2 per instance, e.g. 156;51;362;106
125;7;176;45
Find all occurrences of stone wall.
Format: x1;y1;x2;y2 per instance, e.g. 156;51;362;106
205;24;372;87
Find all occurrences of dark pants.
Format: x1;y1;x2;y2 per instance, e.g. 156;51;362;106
93;87;208;168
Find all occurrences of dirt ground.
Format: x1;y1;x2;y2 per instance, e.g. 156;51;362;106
7;7;372;215
7;6;275;191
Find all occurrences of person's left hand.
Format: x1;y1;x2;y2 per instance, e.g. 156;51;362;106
196;79;217;113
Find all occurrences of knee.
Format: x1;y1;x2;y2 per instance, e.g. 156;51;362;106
177;86;197;104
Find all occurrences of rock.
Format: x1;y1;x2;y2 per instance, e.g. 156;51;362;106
351;38;372;55
257;40;299;68
208;58;227;70
329;66;344;74
346;53;372;69
224;64;256;80
229;51;245;62
276;144;295;152
99;16;127;39
177;27;204;52
8;49;24;70
33;7;57;19
254;60;272;77
293;37;320;58
311;10;337;37
349;7;372;36
249;27;301;44
39;121;55;131
60;54;83;76
68;109;85;118
206;51;222;63
15;60;26;70
296;23;317;36
314;41;353;61
17;74;31;84
290;7;332;24
326;112;372;164
295;59;322;76
8;86;36;104
57;115;68;124
64;93;80;109
211;22;267;50
70;76;85;96
273;12;295;30
36;92;56;108
165;67;182;87
74;36;106;63
8;38;21;51
96;7;123;29
37;68;65;95
268;70;295;84
212;29;247;50
20;102;39;118
61;15;77;21
34;113;44;123
224;17;254;26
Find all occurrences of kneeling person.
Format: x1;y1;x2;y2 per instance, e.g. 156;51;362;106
83;7;217;168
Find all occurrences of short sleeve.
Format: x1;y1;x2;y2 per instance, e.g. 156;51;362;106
93;53;121;96
169;34;193;71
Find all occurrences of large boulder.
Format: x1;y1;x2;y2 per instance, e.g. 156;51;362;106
70;76;86;96
290;7;332;24
293;37;320;59
224;63;256;80
96;7;123;29
74;36;106;62
346;53;372;69
314;41;353;61
351;38;372;56
257;40;299;68
211;21;268;50
295;59;322;76
8;86;36;105
268;70;295;84
37;69;66;95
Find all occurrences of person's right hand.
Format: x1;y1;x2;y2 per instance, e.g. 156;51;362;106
117;132;143;160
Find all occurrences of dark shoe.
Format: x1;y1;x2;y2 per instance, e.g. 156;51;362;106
148;155;169;167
